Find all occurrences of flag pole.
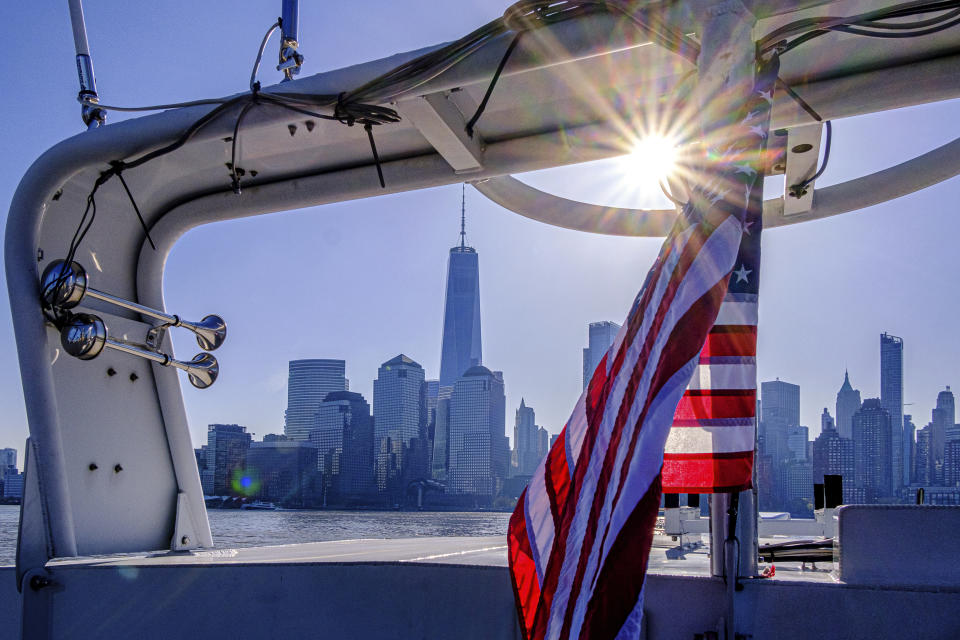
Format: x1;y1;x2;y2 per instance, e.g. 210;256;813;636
693;0;760;596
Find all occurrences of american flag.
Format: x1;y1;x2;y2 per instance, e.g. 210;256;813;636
661;143;763;493
507;59;777;640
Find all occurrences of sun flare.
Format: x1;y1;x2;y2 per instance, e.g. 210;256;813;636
621;136;679;182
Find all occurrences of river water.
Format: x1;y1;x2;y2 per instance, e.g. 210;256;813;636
0;505;510;566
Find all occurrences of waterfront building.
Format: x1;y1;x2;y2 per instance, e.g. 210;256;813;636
284;359;349;441
835;371;861;440
438;200;482;388
903;414;916;486
431;387;453;483
204;424;252;496
550;433;560;450
943;440;960;487
932;386;955;469
246;438;319;507
915;426;934;485
582;321;621;389
2;468;24;499
425;379;440;463
812;408;855;502
512;399;540;476
311;390;375;502
880;333;905;489
0;448;16;470
373;354;428;494
852;399;893;503
448;365;507;498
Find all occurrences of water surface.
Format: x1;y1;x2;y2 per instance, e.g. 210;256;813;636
0;506;510;565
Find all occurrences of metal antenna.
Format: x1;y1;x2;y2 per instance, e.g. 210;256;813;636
460;183;466;249
67;0;106;128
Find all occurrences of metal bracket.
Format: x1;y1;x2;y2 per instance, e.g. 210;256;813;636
20;568;55;640
395;91;484;174
171;492;202;551
783;122;824;215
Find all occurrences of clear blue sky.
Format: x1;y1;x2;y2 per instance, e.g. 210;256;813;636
1;1;958;468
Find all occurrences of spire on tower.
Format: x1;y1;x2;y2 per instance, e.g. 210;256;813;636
460;183;466;249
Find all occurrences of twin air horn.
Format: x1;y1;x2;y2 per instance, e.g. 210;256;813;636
40;260;224;389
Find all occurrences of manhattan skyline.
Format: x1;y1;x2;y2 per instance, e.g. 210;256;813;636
0;1;958;461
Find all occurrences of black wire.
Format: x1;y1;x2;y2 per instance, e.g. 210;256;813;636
829;15;960;37
113;165;156;250
466;32;523;138
865;6;960;27
230;101;256;194
790;121;833;197
364;124;386;188
763;0;960;54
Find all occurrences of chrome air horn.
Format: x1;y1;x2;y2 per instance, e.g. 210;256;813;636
59;313;219;389
41;260;226;351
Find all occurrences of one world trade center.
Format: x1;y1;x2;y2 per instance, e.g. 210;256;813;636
438;187;482;388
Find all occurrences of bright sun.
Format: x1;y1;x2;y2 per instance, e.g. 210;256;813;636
621;136;678;182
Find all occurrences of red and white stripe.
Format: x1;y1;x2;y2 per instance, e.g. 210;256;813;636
662;293;758;493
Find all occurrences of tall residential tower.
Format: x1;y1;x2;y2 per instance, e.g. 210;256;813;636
880;333;905;488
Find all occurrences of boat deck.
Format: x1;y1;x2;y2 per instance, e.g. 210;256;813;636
38;533;837;584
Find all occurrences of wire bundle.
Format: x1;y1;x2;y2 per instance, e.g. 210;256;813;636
760;0;960;55
57;0;959;309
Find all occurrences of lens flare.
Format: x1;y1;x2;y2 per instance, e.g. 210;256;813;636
622;136;678;181
232;468;261;496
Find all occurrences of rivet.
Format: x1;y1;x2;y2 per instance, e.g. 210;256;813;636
89;463;98;471
181;536;190;545
129;372;138;382
107;367;117;377
114;464;123;473
288;124;297;136
304;120;315;132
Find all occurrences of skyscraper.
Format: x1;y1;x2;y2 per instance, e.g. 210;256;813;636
932;386;955;468
853;398;893;502
284;359;349;441
761;379;801;426
311;391;374;501
880;333;905;488
431;386;453;482
246;438;319;507
582;321;621;390
0;448;16;470
373;354;427;494
448;365;506;498
835;370;861;440
438;191;482;388
812;408;855;502
512;398;539;476
205;424;252;496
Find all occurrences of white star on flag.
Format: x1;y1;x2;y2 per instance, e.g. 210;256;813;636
734;264;752;283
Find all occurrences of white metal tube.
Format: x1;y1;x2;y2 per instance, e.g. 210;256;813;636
67;0;91;57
